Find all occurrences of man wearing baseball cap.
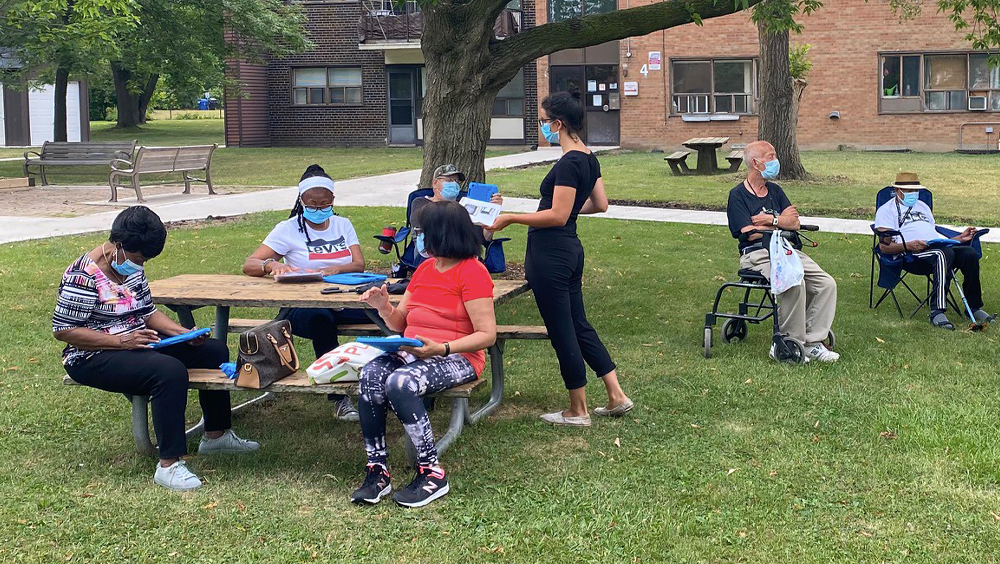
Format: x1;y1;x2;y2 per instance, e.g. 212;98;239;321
411;163;502;242
874;172;991;329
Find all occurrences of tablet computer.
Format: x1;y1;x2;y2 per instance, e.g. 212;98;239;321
274;271;324;283
926;238;961;247
149;328;212;349
356;336;424;352
323;273;388;285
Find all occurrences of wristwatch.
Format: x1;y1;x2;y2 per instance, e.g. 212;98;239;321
443;342;451;356
261;258;276;274
771;215;779;227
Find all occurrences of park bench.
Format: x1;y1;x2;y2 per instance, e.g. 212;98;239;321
725;150;745;172
109;144;218;203
63;322;549;466
664;150;693;176
23;141;137;186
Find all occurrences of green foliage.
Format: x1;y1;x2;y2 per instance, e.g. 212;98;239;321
789;42;813;79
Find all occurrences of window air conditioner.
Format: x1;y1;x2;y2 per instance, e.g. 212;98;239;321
969;96;987;111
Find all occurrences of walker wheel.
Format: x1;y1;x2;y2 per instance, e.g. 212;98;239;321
824;330;836;349
703;327;713;359
721;319;749;344
776;336;807;364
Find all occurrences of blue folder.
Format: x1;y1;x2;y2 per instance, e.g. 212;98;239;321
323;273;388;285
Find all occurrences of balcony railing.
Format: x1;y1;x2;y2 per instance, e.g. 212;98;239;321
359;3;521;44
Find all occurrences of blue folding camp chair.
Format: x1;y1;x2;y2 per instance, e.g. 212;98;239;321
374;188;511;278
869;186;988;318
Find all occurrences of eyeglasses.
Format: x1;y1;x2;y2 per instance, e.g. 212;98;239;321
537;118;555;126
303;205;333;213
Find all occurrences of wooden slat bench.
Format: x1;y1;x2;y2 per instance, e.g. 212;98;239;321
664;150;693;176
63;369;486;465
23;141;137;186
223;319;548;340
109;144;218;202
725;150;745;172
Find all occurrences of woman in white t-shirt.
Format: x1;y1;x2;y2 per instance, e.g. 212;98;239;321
242;164;367;421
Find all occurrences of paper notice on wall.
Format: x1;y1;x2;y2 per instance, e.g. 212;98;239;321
623;81;639;96
648;51;662;71
587;80;597;92
592;94;602;106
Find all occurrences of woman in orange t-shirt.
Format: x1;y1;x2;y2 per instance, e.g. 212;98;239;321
354;201;497;508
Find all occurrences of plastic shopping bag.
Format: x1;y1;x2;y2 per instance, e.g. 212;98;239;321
768;230;804;295
306;342;383;384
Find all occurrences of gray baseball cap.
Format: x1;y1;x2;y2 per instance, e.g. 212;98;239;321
432;163;466;182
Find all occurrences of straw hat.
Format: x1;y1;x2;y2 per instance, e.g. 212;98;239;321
891;171;925;190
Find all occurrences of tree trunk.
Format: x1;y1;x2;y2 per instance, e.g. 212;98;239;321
757;18;807;180
112;63;159;128
53;66;70;142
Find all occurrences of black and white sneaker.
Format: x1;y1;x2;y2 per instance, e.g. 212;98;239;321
393;465;450;508
350;464;391;505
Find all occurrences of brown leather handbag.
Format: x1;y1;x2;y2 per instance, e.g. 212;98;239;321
235;320;299;389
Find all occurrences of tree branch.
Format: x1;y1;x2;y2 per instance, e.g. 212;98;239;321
487;0;761;82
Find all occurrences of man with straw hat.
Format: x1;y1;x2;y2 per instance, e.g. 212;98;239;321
874;172;991;330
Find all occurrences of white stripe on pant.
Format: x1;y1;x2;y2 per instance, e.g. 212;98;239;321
911;249;948;312
739;249;838;345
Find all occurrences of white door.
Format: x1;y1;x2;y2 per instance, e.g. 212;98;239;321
28;82;82;145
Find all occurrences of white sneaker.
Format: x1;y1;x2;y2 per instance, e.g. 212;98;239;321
153;460;202;491
769;343;810;363
333;397;360;422
198;429;260;455
805;343;840;362
540;410;592;427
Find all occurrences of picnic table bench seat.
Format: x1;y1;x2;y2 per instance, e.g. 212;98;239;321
23;141;137;186
109;144;218;203
223;319;549;340
664;150;693;176
725;150;745;172
63;369;486;465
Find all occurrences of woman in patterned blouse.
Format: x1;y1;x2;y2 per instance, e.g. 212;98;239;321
53;206;259;491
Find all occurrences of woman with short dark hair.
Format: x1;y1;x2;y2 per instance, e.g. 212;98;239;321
54;206;258;492
353;201;497;507
488;90;633;427
243;164;368;421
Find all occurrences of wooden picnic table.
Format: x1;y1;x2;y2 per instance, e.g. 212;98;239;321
682;137;730;175
149;274;531;341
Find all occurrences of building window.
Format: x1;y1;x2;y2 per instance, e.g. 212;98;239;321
292;67;363;106
670;59;757;115
880;52;1000;113
493;69;525;117
549;0;614;22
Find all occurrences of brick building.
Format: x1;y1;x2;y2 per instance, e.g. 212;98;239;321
534;0;1000;152
224;1;536;148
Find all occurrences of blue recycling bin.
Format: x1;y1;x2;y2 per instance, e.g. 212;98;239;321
198;99;209;110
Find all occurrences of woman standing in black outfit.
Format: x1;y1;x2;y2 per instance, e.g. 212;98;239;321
488;90;633;427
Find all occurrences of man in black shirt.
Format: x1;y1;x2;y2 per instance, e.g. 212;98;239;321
726;141;839;362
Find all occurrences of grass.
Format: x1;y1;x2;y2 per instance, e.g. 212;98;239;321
5;208;1000;561
1;119;522;187
488;150;1000;225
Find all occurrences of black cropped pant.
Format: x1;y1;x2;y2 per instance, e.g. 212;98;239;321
526;231;616;390
65;339;231;459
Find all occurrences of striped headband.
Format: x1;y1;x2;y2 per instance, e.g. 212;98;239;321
298;176;335;195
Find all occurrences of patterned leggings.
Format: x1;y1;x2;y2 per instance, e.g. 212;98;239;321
358;353;478;467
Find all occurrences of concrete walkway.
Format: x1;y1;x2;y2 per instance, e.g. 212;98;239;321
2;145;997;244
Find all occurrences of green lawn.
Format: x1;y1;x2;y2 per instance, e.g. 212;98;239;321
3;119;520;187
5;209;1000;562
489;151;1000;225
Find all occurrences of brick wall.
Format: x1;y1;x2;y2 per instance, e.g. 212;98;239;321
536;0;996;152
268;2;388;147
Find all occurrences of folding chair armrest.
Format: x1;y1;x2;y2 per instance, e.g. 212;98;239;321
973;228;990;240
373;235;394;244
935;225;960;239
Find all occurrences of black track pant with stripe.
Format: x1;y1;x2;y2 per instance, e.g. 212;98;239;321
906;246;983;313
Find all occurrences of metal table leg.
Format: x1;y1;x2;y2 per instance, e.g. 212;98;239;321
403;397;468;469
466;339;505;424
214;305;231;340
363;308;393;335
126;394;158;457
172;305;197;330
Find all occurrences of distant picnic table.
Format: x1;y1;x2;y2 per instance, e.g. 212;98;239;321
682;137;730;175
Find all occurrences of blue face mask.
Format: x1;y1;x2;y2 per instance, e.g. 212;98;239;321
302;205;334;224
441;181;461;201
416;232;429;258
901;191;919;207
110;246;143;277
761;159;781;180
541;122;560;144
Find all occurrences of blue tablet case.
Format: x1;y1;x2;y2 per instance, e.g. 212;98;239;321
149;328;211;349
467;182;499;202
926;238;961;247
356;336;424;352
323;273;388;285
